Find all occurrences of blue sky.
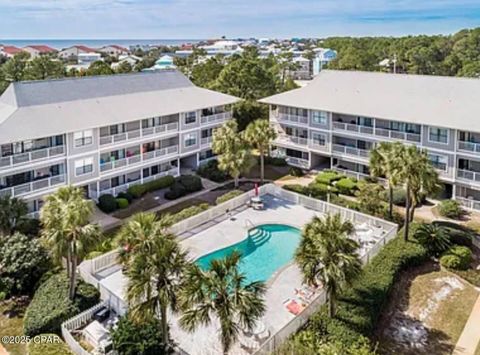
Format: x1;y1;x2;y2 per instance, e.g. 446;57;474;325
0;0;480;39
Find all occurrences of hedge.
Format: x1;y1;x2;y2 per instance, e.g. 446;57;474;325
283;184;309;195
27;334;73;355
437;200;464;219
196;160;230;182
315;170;345;185
165;175;203;200
127;175;175;198
169;203;210;224
335;178;358;196
98;194;117;213
216;190;244;204
289;166;304;177
117;191;134;203
24;273;99;336
289;225;429;350
264;156;287;166
440;245;473;270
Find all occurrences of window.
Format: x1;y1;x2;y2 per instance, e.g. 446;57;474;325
312;111;328;125
312;132;326;146
200;149;215;161
185;112;196;125
429;127;448;144
429;154;448;171
184;132;197;147
357;117;373;127
74;130;93;147
74;158;94;176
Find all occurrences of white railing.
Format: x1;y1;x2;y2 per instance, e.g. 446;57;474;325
201;136;213;147
457;169;480;183
0;174;66;198
93;250;119;274
332;144;370;159
200;112;231;125
374;127;421;143
332;122;374;135
100;122;179;146
458;141;480;154
0;145;65;168
61;301;109;355
276;135;308;146
331;166;387;186
308;140;330;152
100;146;178;173
277;113;309;125
143;145;179;161
455;196;480;211
285;156;310;169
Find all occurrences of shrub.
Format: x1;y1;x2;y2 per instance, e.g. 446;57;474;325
432;220;473;246
356;183;386;217
0;233;51;296
452;269;480;287
98;194;117;213
264;156;287;166
142;175;175;193
164;175;202;200
127;184;147;199
169;203;210;224
17;218;41;237
27;334;73;355
285;225;429;350
117;191;134;204
440;245;473;270
164;183;187;200
116;198;129;209
283;184;309;195
438;200;464;219
111;316;167;355
23;273;100;336
315;170;344;185
197;160;230;182
391;188;407;206
216;190;244;204
289;166;304;177
414;223;451;256
335;178;357;196
308;182;338;199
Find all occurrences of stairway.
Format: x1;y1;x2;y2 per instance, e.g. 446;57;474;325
249;228;271;247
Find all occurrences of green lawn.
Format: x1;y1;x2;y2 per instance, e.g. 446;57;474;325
0;299;29;355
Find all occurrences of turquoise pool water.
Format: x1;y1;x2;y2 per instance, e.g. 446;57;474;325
196;224;301;283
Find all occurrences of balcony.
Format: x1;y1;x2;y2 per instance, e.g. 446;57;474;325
332;144;370;159
142;145;179;161
455;196;480;211
374;128;421;143
458;141;480;154
457;169;480;183
285;156;309;169
99;123;179;146
200;112;231;126
276;134;308;147
277;113;308;125
0;174;66;198
332;122;374;135
308;140;330;152
0;146;65;169
201;136;213;147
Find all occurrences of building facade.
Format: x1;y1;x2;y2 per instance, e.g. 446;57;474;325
0;70;238;216
260;70;480;211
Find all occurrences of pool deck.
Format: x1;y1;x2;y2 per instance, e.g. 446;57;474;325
94;194;389;355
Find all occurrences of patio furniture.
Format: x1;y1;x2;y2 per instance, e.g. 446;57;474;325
284;298;305;315
93;307;110;323
250;196;264;210
240;335;259;351
83;320;111;349
295;286;315;303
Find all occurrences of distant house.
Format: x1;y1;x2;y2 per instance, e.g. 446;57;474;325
98;45;129;57
287;56;311;80
23;45;57;58
142;55;176;71
58;45;97;60
0;45;23;58
111;54;142;70
312;48;337;75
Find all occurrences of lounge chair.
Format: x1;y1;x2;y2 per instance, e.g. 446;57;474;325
283;298;305;315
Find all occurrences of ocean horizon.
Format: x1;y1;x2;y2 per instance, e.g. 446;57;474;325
0;39;203;49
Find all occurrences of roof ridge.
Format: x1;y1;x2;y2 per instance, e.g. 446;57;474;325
321;69;480;82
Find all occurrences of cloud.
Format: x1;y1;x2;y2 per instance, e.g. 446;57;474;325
0;0;479;38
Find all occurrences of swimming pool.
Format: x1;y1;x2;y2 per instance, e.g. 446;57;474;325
196;224;301;283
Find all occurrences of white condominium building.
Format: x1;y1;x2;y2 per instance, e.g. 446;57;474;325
260;70;480;211
0;70;239;216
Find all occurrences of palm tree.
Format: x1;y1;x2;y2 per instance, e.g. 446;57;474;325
369;142;403;219
0;195;28;236
116;212;173;267
414;223;451;256
41;186;100;299
295;214;361;318
244;119;277;183
180;252;266;354
212;120;252;188
397;146;440;241
124;213;189;349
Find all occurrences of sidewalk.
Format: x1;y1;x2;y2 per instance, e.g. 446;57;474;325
453;293;480;354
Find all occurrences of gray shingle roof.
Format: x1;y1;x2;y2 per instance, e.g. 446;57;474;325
259;70;480;132
0;70;239;144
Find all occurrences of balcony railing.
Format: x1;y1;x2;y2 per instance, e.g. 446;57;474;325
458;141;480;154
0;146;65;169
285;156;309;169
455;196;480;211
277;113;308;125
457;169;480;183
276;135;308;146
0;174;66;198
100;145;179;173
331;166;387;185
200;112;231;125
308;140;330;152
201;136;213;147
332;144;370;159
100;123;179;146
332;122;374;135
93;168;178;199
374;128;421;143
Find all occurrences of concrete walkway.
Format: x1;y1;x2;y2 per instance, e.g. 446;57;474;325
453;293;480;354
